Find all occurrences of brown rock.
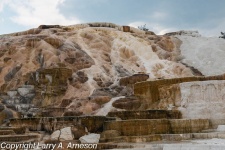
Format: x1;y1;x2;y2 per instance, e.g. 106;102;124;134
44;37;63;48
25;38;41;47
91;96;111;105
157;37;174;52
134;74;225;109
38;25;61;29
63;50;94;71
63;111;83;116
76;71;88;83
71;125;87;139
3;57;11;62
119;74;149;86
151;45;157;52
79;102;101;115
4;65;22;82
145;31;156;35
123;26;130;32
12;28;41;36
100;130;121;139
60;99;73;107
5;104;17;111
0;104;4;111
0;108;14;124
112;96;141;110
29;68;72;107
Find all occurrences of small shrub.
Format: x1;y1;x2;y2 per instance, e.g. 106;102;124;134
219;32;225;39
138;24;149;31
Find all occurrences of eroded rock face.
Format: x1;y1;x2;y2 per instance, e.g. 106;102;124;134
31;68;72;107
107;110;181;120
179;80;225;119
100;130;121;140
4;65;22;82
63;111;83;116
2;23;225;146
134;74;225;108
38;25;61;29
120;74;149;86
90;96;111;105
112;96;142;110
0;22;200;120
10;116;115;133
50;127;74;141
71;125;87;139
59;99;73;107
134;76;225;120
104;119;209;136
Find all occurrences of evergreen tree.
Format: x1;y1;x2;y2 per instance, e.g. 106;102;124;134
138;24;149;31
220;32;225;39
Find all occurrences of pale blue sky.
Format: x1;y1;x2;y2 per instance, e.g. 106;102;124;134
0;0;225;36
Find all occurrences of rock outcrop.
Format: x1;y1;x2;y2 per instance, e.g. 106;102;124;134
112;96;142;110
79;133;100;143
50;127;74;141
0;23;202;119
134;74;225;108
1;22;225;148
59;127;73;141
119;74;149;86
134;75;225;121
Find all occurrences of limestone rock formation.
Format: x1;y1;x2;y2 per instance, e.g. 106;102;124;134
59;127;73;141
90;96;111;105
119;74;149;86
71;125;87;140
112;96;142;110
1;23;204;119
134;75;225;121
1;23;225;147
50;130;60;141
217;125;225;132
50;127;74;141
100;130;121;139
79;133;100;143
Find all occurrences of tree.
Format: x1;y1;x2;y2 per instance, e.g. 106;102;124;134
219;32;225;39
138;24;149;31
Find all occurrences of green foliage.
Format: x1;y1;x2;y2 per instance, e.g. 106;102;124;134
138;24;149;31
220;32;225;39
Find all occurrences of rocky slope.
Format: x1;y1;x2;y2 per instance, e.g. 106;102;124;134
0;22;224;123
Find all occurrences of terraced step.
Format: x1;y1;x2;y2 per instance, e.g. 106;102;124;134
107;110;181;120
109;144;225;150
98;143;147;150
0;134;40;142
100;135;162;143
10;116;116;132
104;119;209;136
0;130;15;135
209;119;225;129
192;132;225;139
104;119;170;136
169;119;209;134
101;134;195;143
101;132;225;143
0;127;26;134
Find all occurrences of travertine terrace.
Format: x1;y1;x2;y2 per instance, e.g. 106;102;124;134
1;23;225;149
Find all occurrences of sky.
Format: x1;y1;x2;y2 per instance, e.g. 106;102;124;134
0;0;225;36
